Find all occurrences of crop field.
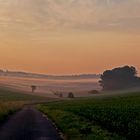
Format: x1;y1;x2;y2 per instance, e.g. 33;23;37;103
38;92;140;140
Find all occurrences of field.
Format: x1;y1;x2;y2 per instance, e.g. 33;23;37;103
0;86;52;102
0;87;54;125
37;92;140;140
0;75;140;140
0;75;99;137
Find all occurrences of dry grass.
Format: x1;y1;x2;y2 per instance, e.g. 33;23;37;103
0;101;24;122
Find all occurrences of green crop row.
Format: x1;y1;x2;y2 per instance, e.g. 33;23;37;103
38;93;140;140
38;105;125;140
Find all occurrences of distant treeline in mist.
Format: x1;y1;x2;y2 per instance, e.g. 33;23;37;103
0;69;99;80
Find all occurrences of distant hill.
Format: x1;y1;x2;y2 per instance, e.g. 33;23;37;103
0;70;100;80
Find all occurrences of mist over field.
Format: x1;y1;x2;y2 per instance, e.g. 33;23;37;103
0;75;100;97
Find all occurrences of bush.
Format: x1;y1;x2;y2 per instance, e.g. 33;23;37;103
88;90;99;94
68;92;75;98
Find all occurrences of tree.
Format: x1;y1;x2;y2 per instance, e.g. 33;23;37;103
99;66;140;91
31;85;37;93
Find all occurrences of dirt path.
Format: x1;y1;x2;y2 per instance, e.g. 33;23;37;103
0;106;62;140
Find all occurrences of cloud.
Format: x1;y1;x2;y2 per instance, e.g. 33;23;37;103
0;0;140;40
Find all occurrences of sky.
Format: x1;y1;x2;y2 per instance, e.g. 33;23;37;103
0;0;140;75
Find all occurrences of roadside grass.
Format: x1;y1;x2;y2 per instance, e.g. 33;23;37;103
0;101;24;123
37;92;140;140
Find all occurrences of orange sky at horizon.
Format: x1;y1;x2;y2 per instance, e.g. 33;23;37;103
0;31;140;75
0;0;140;75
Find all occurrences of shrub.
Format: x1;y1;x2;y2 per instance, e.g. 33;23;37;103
68;92;75;98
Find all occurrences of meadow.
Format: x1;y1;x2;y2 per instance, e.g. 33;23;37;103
37;92;140;140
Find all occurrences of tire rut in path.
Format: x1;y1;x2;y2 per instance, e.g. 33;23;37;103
0;106;62;140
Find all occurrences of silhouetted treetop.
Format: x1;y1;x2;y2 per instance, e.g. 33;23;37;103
99;66;140;91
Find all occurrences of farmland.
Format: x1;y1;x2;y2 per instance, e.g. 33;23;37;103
0;86;63;140
0;87;53;124
38;92;140;140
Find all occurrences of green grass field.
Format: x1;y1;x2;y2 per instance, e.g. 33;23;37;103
37;91;140;140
